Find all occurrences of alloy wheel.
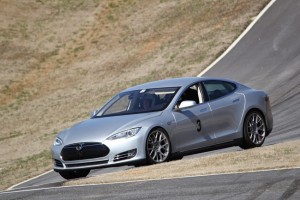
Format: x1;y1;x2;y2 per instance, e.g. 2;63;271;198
146;129;170;163
246;113;266;145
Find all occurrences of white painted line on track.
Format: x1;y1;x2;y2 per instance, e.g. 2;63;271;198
197;0;277;77
2;167;300;195
6;180;64;192
4;0;278;193
7;170;53;191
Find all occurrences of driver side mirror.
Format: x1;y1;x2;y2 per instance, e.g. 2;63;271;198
174;100;197;111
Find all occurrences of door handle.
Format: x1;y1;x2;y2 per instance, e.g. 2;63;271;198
232;98;240;103
200;108;207;112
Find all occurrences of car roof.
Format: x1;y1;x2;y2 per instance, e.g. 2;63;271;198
123;77;221;91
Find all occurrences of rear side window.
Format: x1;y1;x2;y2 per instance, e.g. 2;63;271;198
203;80;236;101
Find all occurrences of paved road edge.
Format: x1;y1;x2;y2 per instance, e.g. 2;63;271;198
3;167;300;195
197;0;277;77
7;170;53;191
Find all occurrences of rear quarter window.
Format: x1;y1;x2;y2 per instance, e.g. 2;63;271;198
203;80;237;101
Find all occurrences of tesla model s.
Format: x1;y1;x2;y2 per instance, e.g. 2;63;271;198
52;77;273;179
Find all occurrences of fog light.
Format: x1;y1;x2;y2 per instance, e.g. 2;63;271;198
114;149;137;162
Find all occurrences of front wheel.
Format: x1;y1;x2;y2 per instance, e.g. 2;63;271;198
146;128;171;164
240;111;266;149
59;169;90;180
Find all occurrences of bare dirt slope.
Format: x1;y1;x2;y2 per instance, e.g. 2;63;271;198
0;0;269;190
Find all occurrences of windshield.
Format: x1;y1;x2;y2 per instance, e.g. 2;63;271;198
96;87;179;117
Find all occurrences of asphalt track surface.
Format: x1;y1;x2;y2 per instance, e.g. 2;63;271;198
1;168;300;199
2;0;300;198
204;0;300;145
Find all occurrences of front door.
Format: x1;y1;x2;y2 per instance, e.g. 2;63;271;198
171;83;215;152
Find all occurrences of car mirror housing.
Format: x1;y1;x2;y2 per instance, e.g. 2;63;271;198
175;100;197;111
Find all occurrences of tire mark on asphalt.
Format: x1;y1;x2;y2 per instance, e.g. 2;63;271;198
245;180;277;200
279;178;300;200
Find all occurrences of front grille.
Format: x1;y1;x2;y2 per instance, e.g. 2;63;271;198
61;142;110;161
54;159;63;167
65;160;109;168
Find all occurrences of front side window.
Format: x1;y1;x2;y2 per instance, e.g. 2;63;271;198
203;80;236;101
96;87;179;117
176;83;204;107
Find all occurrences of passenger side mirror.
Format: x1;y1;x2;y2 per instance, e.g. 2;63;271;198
174;100;197;111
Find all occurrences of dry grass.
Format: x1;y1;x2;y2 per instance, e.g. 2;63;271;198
0;150;52;190
65;140;300;186
0;0;270;190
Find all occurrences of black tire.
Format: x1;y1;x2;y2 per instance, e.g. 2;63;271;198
133;160;147;167
146;128;171;164
59;169;90;180
170;153;184;161
239;110;266;149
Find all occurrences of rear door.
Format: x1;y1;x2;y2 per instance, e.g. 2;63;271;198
202;80;245;143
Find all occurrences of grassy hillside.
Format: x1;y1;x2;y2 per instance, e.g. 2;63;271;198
0;0;270;190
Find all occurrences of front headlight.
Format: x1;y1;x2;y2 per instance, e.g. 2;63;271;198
106;128;141;140
53;137;63;146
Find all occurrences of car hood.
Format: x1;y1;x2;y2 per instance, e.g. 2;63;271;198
59;112;162;145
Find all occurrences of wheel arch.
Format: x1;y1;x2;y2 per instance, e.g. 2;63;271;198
148;126;168;134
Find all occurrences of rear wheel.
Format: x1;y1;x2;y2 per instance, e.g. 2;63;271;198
240;111;266;149
59;169;90;180
146;128;171;164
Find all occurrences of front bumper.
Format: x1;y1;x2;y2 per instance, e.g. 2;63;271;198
52;132;146;171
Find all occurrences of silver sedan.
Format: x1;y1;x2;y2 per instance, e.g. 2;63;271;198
52;77;273;179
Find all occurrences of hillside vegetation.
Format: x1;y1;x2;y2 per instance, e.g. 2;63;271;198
0;0;269;190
